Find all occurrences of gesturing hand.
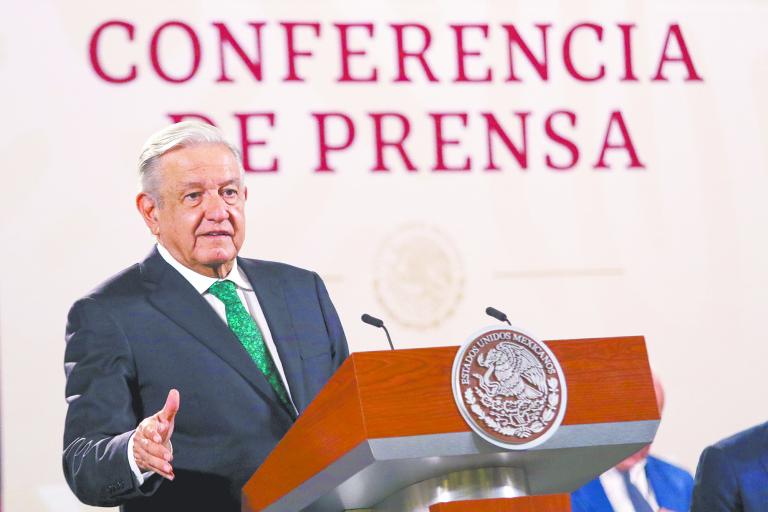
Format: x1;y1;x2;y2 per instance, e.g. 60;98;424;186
133;389;179;481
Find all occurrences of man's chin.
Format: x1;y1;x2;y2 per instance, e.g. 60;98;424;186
197;249;238;268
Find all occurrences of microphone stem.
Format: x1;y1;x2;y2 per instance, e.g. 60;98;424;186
382;325;395;351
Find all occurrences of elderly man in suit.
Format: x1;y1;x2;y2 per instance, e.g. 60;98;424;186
570;377;693;512
691;421;768;511
62;122;349;511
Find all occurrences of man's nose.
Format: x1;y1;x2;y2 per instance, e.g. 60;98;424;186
203;193;229;222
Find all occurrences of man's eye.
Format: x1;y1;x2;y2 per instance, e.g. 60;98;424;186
185;192;201;201
222;188;238;197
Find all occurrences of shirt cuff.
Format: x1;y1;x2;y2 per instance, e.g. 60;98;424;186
127;432;156;485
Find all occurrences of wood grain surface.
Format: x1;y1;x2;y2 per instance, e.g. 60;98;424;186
242;358;367;511
357;336;657;437
429;494;572;511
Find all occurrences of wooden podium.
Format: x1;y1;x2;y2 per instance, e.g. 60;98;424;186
243;336;658;511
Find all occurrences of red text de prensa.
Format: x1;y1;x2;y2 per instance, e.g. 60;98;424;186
165;110;644;174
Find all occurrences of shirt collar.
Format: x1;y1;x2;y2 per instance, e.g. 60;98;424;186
629;458;648;481
611;457;648;483
156;243;253;294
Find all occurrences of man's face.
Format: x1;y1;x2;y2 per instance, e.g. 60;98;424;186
139;143;247;277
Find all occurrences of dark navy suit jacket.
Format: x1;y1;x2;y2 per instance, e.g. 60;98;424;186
62;248;349;511
570;455;694;512
691;421;768;512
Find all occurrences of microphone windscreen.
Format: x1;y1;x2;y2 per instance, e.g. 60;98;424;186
361;313;384;328
485;306;508;322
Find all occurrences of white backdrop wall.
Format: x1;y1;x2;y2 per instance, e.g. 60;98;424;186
1;1;767;510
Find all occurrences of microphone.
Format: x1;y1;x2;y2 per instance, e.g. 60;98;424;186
361;313;395;350
486;306;512;326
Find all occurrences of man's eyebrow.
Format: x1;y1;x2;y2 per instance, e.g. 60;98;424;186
177;181;205;190
176;179;241;190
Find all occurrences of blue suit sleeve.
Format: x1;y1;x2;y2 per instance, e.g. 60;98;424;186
691;444;740;512
62;298;163;506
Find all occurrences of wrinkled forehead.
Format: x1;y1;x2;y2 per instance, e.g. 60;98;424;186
158;142;243;189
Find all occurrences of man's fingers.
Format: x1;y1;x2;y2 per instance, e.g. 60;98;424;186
138;416;161;441
159;389;180;422
139;436;173;462
134;442;175;480
143;425;162;444
133;389;179;478
137;452;175;480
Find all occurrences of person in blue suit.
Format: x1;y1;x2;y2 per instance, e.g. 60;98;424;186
571;377;693;512
691;421;768;511
62;122;349;511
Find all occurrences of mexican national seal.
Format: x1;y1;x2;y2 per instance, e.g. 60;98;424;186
452;326;567;449
373;224;463;329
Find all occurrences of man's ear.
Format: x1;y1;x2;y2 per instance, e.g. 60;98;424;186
136;192;160;235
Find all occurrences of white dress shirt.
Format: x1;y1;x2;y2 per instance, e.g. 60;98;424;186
128;244;296;484
599;459;661;511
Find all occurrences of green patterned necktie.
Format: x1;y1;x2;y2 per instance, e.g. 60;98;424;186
208;280;295;417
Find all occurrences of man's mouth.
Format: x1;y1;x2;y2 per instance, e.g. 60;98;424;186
200;231;232;238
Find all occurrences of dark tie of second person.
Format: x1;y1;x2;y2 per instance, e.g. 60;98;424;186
208;280;296;419
619;469;654;512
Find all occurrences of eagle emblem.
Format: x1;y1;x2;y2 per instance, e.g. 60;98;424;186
477;342;547;400
452;327;567;449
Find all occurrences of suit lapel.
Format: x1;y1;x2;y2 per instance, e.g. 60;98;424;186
592;479;614;511
645;457;670;508
573;478;612;512
238;257;309;413
140;249;290;417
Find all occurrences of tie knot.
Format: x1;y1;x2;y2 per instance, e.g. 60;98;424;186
208;280;238;303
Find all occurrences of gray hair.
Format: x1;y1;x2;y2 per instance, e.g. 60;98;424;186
138;121;243;202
